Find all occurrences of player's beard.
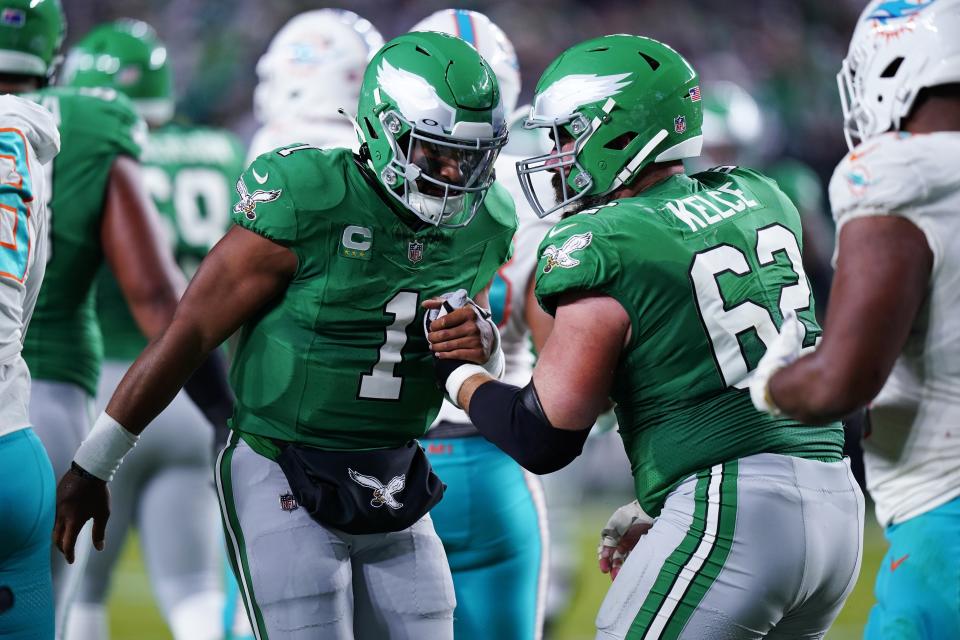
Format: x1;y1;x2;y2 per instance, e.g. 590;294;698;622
552;172;610;219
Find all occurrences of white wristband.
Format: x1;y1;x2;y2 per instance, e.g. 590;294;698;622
73;412;139;482
444;364;488;410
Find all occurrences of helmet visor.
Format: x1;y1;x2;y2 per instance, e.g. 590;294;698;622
405;128;502;194
381;111;507;227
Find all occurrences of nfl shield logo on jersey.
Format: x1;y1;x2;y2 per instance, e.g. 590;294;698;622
408;240;424;264
278;493;298;512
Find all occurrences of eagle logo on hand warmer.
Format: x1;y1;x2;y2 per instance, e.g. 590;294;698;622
541;232;593;273
234;177;282;220
348;469;406;510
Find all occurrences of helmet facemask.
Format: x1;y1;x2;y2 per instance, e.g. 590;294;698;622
516;111;598;218
377;109;505;227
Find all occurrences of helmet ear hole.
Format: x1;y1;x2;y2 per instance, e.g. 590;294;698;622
880;57;904;78
604;131;638;150
639;52;660;71
364;117;379;140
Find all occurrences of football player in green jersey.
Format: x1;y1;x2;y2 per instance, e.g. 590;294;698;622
54;32;514;639
0;2;236;636
435;35;864;639
58;20;246;640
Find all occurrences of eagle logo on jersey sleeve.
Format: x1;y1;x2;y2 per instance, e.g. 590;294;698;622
234;176;282;220
348;468;406;510
541;232;593;273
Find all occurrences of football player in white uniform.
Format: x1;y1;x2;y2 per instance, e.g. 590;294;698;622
752;1;960;636
0;95;60;639
411;10;555;639
246;9;383;162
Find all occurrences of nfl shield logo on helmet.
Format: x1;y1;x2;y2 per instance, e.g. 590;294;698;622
408;240;424;264
674;115;687;134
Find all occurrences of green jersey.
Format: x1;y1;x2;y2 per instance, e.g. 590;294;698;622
230;146;515;453
22;87;144;395
535;167;843;515
96;123;245;361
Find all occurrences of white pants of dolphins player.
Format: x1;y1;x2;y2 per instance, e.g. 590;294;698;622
596;453;864;640
215;434;456;640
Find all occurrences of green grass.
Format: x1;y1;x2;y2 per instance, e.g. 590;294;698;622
107;503;886;639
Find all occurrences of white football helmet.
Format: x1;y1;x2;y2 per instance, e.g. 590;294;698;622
254;9;383;125
409;9;521;116
839;0;960;149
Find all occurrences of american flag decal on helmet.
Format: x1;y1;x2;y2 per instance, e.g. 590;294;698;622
1;9;25;27
688;86;701;102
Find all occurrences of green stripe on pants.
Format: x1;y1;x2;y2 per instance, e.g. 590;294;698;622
627;469;712;638
216;432;269;639
660;460;739;637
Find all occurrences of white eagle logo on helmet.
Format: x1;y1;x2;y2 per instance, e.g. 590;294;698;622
376;58;457;130
541;232;593;273
348;469;406;510
234;177;282;220
533;73;631;120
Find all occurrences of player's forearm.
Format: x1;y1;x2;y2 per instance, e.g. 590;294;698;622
768;350;878;424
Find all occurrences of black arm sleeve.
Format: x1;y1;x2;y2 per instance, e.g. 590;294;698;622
467;380;590;474
183;349;234;450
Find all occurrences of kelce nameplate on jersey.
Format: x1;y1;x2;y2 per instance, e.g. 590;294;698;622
664;182;760;231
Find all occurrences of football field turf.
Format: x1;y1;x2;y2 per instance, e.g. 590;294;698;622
106;500;885;639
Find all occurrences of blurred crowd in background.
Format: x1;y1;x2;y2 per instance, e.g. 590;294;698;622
64;0;867;186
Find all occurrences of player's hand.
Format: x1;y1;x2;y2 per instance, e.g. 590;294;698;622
423;290;495;364
53;463;110;564
749;311;805;416
598;500;654;581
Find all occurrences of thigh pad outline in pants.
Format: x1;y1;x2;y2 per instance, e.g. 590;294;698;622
595;456;863;640
217;436;354;640
351;513;456;640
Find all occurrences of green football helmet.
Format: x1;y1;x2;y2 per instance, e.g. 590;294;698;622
0;0;65;79
61;19;173;125
517;35;703;217
356;31;507;228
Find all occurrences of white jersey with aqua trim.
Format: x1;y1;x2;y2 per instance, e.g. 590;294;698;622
829;131;960;527
246;118;358;164
0;95;60;438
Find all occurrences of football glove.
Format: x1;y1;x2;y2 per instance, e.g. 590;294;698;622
598;500;654;580
749;311;805;416
425;289;504;408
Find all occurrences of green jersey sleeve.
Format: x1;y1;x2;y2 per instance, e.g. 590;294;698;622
534;215;620;315
231;145;348;249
